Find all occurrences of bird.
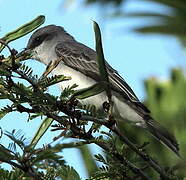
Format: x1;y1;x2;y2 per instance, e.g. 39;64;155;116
25;24;179;156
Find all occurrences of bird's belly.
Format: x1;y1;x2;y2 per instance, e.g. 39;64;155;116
53;64;96;90
53;64;144;125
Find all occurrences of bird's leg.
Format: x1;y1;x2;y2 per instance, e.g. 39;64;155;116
0;54;5;61
103;101;110;113
103;101;116;127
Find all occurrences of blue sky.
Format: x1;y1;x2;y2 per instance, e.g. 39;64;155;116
0;0;185;179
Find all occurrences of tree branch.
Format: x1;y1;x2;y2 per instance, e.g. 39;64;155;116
80;115;171;180
95;141;151;180
0;158;42;180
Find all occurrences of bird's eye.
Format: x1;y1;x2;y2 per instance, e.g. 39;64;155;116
34;36;42;46
35;37;41;42
34;35;46;47
28;33;49;49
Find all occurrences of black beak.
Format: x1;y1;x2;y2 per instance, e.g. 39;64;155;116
16;48;32;59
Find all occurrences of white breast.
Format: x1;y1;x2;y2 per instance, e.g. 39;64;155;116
53;63;107;109
53;63;96;89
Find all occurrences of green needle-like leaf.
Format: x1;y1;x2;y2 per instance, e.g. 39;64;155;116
93;21;112;101
0;15;45;52
78;145;98;177
0;105;13;120
38;75;71;89
72;81;108;99
135;24;186;35
30;117;53;148
0;145;15;161
59;166;81;180
141;0;186;11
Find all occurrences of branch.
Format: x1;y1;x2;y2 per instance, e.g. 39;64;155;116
15;69;38;89
13;103;151;179
0;158;42;180
95;141;151;180
66;124;150;179
111;126;170;179
14;99;170;179
80;115;171;180
0;39;17;58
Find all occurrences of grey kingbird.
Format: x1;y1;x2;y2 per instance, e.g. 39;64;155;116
25;25;179;156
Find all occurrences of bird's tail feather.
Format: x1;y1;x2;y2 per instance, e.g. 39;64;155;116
145;120;180;157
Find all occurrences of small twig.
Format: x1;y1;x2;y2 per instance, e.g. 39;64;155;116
112;126;170;179
0;158;42;180
0;39;14;56
33;111;148;178
15;69;38;89
95;141;151;180
1;50;31;63
81;115;108;125
16;104;36;113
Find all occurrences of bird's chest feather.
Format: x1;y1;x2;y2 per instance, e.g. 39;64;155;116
52;63;107;108
53;63;96;90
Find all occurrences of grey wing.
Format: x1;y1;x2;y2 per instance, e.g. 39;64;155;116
55;41;150;113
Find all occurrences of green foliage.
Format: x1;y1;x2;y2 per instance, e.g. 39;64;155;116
144;68;186;177
116;68;186;179
92;153;129;180
0;164;82;180
0;168;29;180
78;103;106;119
0;18;109;179
86;0;123;6
38;75;70;89
60;83;78;101
64;0;124;7
133;0;186;35
107;0;186;37
0;129;73;179
56;165;81;180
30;117;53;148
72;81;107;100
77;0;186;38
0;105;14;119
78;145;98;177
0;15;45;52
93;21;112;101
0;144;16;161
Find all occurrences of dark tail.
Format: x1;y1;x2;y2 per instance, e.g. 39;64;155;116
145;119;180;157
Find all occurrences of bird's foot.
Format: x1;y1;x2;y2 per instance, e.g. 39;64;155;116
103;101;110;113
107;115;116;128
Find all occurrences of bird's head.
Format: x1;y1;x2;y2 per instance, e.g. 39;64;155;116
25;25;74;65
